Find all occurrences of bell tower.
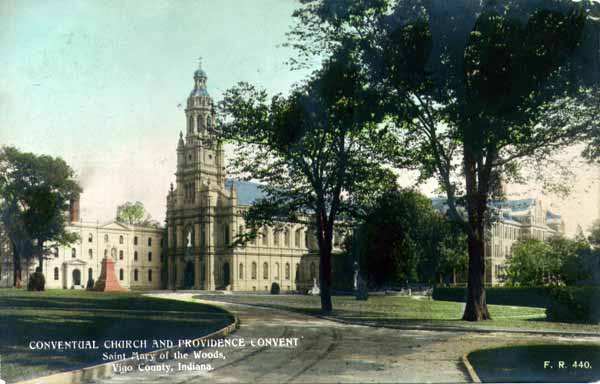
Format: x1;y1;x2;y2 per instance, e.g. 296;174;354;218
176;58;225;205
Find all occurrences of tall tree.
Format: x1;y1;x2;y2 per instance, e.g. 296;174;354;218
0;146;81;285
219;51;395;313
357;188;467;287
116;201;156;226
289;0;600;320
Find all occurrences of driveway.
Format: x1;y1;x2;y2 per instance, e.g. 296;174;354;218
91;293;597;383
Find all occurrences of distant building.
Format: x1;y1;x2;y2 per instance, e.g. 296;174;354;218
0;218;164;290
432;198;565;286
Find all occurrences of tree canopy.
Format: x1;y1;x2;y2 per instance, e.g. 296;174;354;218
288;0;600;321
357;188;468;287
116;201;157;226
219;50;396;312
0;146;81;286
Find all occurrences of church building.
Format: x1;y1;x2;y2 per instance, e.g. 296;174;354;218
164;62;320;292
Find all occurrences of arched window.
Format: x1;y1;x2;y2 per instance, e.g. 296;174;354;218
273;231;279;246
88;233;93;242
197;115;203;133
88;268;93;281
134;251;138;261
54;247;59;258
263;262;268;280
54;267;59;280
275;262;280;280
189;115;194;132
148;252;152;261
148;269;153;282
134;269;139;281
284;228;290;246
310;262;316;280
239;263;244;279
206;115;211;129
119;250;123;260
104;234;109;242
295;263;300;281
71;248;76;258
134;236;138;245
251;262;257;280
295;229;301;247
119;268;124;281
224;225;230;245
148;237;152;246
88;249;93;259
285;263;290;280
119;235;123;244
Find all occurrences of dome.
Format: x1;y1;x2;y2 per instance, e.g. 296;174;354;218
194;67;207;79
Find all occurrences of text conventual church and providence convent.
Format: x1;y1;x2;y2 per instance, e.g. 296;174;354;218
0;63;566;290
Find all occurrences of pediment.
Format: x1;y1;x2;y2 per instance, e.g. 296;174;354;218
98;221;131;231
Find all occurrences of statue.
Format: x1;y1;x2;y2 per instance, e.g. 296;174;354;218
308;277;320;295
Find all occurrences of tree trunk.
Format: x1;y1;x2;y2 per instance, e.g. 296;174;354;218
462;224;491;321
316;212;333;314
319;244;333;314
462;144;491;321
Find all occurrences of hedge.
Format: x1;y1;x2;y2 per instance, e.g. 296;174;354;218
546;286;600;323
432;287;551;308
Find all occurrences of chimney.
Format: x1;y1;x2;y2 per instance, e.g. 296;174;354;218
69;197;80;223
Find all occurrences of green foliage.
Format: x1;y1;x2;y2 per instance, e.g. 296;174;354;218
26;269;45;291
588;219;600;248
432;287;551;308
270;282;281;295
289;0;600;321
357;188;467;287
0;146;82;281
219;49;396;312
506;237;593;286
546;286;600;323
116;201;156;226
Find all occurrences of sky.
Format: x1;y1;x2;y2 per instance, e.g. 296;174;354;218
0;0;598;235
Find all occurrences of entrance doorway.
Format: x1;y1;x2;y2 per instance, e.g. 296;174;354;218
184;261;194;289
72;269;81;286
223;263;230;287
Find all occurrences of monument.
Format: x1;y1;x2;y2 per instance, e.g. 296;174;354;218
94;246;127;292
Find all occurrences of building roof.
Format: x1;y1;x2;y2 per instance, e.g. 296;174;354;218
225;179;267;205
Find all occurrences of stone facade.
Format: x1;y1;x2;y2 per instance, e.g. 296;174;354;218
432;197;564;286
165;63;320;292
0;221;164;289
484;198;564;285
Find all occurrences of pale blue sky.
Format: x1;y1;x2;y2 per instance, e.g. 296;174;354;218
0;0;312;222
0;0;597;233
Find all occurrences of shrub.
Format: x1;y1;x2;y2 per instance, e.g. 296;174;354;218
546;286;600;323
27;269;45;291
270;282;280;295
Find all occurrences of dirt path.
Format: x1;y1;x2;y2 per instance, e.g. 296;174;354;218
91;293;598;383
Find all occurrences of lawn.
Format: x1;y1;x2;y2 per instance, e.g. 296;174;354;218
195;293;600;334
467;344;600;382
0;289;234;383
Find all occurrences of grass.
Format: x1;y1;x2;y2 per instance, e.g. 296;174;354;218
195;293;600;333
0;289;234;383
468;344;600;382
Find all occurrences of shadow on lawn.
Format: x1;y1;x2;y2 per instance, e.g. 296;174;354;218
0;291;233;382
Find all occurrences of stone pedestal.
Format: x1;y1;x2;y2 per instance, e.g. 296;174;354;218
94;257;127;292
